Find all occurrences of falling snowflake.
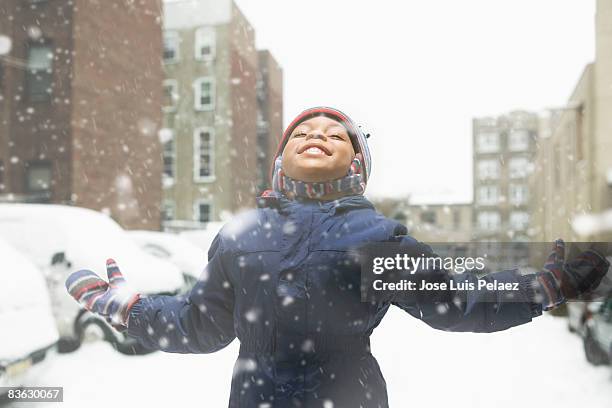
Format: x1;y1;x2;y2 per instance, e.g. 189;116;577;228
283;221;297;235
245;308;261;322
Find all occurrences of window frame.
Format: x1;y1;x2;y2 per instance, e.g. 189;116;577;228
0;62;4;101
509;211;529;230
163;31;181;64
477;159;500;180
420;210;437;225
476;131;500;153
193;199;213;223
161;128;176;187
25;161;52;193
194;26;216;62
193;126;215;182
162;79;179;113
26;41;54;102
508;129;530;152
193;77;215;111
0;159;4;191
509;183;528;206
477;185;499;205
477;211;501;230
162;199;176;221
508;157;529;179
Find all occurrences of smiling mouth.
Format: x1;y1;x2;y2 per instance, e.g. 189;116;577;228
298;144;331;156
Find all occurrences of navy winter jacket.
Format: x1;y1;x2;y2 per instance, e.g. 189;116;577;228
126;193;542;407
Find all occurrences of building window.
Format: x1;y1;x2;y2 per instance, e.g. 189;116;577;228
478;159;500;180
477;211;500;230
477;185;499;205
26;162;51;192
420;211;436;225
0;63;4;101
452;210;461;230
509;184;528;205
194;200;212;223
477;131;499;153
26;43;53;102
193;127;214;181
0;160;4;191
163;31;180;63
553;143;561;188
195;26;216;61
161;129;175;187
509;211;529;230
508;130;530;152
162;79;178;112
509;157;529;178
193;77;215;111
162;200;175;221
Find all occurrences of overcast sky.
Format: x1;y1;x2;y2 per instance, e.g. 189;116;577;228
233;0;596;202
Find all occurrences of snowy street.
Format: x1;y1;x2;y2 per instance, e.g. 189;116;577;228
6;309;611;408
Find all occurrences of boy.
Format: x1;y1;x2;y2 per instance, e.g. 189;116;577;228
66;107;609;408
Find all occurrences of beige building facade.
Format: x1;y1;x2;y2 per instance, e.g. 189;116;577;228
401;203;473;243
531;0;612;243
472;111;539;242
161;0;282;225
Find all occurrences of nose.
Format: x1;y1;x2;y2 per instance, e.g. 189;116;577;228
306;132;326;141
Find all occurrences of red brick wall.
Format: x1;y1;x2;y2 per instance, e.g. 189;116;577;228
70;0;163;229
228;3;257;210
0;0;74;202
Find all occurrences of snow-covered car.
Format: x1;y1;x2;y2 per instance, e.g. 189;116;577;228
0;238;59;394
0;204;184;355
178;221;224;248
128;230;206;288
583;299;612;366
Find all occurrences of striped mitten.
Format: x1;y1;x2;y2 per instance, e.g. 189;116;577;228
65;259;141;328
534;239;610;310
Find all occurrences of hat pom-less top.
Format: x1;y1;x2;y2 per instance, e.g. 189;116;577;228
266;106;372;200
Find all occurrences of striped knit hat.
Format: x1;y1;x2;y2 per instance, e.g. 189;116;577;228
266;107;372;199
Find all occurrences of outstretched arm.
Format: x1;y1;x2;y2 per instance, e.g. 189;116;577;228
126;233;236;353
390;237;609;333
66;233;236;354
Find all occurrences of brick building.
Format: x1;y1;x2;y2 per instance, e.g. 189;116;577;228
160;0;283;225
0;0;164;230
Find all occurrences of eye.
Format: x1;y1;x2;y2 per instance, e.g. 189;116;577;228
292;132;307;138
330;134;344;140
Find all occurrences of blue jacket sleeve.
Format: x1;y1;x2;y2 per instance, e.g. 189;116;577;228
125;233;236;353
391;236;543;333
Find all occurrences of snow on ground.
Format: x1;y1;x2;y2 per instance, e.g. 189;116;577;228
377;309;612;408
5;312;611;408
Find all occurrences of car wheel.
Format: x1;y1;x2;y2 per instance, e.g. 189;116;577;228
79;318;116;344
584;330;610;366
57;337;81;353
113;336;156;356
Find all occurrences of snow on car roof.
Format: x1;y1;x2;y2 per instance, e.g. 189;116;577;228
0;203;185;294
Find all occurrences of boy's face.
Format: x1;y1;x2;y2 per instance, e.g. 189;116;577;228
281;116;356;182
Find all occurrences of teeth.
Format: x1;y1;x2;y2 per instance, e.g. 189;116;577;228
306;147;325;154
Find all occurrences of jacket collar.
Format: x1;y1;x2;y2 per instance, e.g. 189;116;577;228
256;190;374;215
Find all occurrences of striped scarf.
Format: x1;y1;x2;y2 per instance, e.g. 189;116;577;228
272;153;366;199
